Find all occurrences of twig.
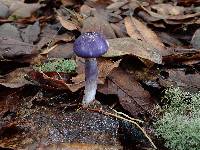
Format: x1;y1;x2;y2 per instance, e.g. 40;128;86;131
111;108;144;123
85;108;157;149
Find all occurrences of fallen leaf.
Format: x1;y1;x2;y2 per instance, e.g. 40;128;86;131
110;23;127;38
163;48;200;63
191;28;200;49
28;71;72;90
98;68;156;116
159;69;200;92
0;98;120;149
9;1;42;19
124;16;167;56
0;67;33;88
80;4;95;17
0;23;22;41
104;38;163;64
46;43;75;59
167;12;200;20
150;4;185;16
108;12;123;23
106;1;128;11
21;21;40;44
37;24;74;49
177;0;200;6
0;36;37;59
0;0;19;7
57;15;80;31
37;143;122;150
157;32;183;47
61;0;76;6
81;16;116;39
136;2;200;25
0;2;9;18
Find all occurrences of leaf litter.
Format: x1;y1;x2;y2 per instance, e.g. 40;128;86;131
0;0;200;149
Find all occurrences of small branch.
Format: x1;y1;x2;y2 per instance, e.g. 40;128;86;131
85;107;157;149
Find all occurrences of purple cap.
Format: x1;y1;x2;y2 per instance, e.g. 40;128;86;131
73;32;109;58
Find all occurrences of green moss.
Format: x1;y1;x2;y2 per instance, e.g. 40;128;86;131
34;58;76;73
154;87;200;150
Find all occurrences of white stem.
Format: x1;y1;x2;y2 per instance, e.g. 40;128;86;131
82;58;98;106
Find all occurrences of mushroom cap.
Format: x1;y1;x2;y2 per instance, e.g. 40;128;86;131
73;32;109;58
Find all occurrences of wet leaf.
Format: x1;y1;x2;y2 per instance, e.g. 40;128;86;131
0;99;120;149
98;68;156;116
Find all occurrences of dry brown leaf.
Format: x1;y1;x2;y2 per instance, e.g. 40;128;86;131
157;32;183;47
61;0;76;6
137;2;200;24
81;16;116;39
163;48;200;63
80;4;95;17
37;25;74;49
110;23;127;38
37;143;122;150
106;1;128;11
104;37;163;64
124;16;167;56
150;4;185;16
167;12;200;20
57;15;80;31
46;43;74;59
0;36;37;59
9;1;42;18
191;28;200;49
0;67;33;88
21;21;40;44
98;68;156;116
159;69;200;92
177;0;200;6
0;23;22;41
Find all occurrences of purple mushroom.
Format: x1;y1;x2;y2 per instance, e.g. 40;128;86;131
73;32;109;106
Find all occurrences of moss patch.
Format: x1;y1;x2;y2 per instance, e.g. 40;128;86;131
34;58;76;73
154;87;200;150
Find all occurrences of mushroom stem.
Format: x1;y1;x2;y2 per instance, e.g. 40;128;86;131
82;58;98;106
